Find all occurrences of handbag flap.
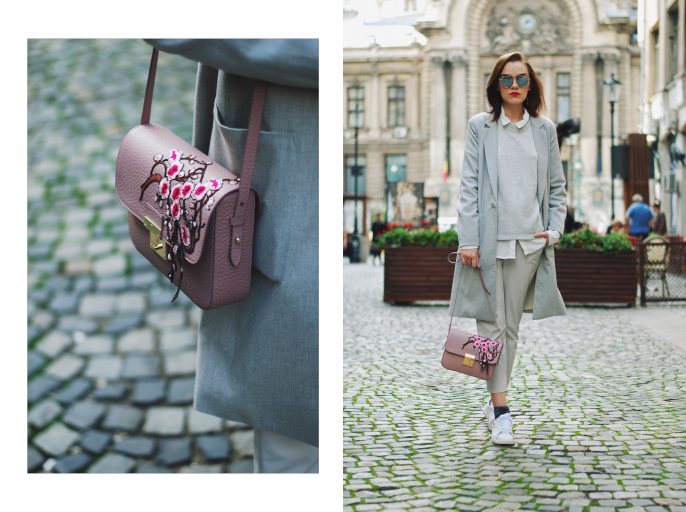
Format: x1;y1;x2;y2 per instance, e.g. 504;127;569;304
116;123;241;265
445;329;502;359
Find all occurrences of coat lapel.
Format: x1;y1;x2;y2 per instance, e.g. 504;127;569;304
531;116;548;210
483;117;498;199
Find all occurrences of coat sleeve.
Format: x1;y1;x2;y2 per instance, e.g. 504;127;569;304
144;39;318;90
546;123;567;234
456;116;481;248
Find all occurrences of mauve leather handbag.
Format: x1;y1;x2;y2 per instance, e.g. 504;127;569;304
441;256;504;380
115;48;265;309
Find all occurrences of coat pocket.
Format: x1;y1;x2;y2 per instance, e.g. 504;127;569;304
209;102;297;283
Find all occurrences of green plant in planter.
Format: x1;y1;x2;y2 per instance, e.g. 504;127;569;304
559;227;633;254
375;227;458;249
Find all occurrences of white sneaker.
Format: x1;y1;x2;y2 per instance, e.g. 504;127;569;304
491;412;515;445
483;399;495;428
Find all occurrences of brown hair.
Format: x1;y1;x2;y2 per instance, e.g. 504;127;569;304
486;51;546;121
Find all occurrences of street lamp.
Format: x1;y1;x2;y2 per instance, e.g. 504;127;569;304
604;72;621;220
348;97;363;263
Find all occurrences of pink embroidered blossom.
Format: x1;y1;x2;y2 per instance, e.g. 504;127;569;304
159;178;170;199
173;244;179;254
167;162;181;178
193;183;208;199
171;201;181;220
170;184;183;201
169;149;180;162
180;223;191;247
181;183;193;198
486;352;493;361
208;178;222;190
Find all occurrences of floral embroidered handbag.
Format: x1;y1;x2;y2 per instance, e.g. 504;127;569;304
115;48;265;309
441;256;504;380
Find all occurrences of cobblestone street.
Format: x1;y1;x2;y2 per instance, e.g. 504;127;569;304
344;262;686;511
27;39;254;473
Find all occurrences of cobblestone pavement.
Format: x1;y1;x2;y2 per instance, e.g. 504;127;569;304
344;262;686;511
27;39;254;473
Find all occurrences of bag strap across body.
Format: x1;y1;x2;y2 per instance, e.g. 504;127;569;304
141;48;267;267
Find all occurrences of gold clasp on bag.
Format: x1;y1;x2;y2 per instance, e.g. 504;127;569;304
463;353;476;367
144;216;168;260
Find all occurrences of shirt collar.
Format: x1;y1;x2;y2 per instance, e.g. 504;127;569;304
500;110;530;129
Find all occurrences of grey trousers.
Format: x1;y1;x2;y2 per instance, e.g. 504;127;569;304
253;429;319;473
477;243;544;393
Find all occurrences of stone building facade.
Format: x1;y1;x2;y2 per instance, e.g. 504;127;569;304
639;0;686;236
344;0;641;236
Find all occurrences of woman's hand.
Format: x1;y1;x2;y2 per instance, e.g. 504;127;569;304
460;247;480;269
533;232;549;246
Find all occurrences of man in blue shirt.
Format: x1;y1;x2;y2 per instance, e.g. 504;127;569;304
624;194;655;241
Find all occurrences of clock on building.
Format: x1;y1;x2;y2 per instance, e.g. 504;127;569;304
518;12;537;33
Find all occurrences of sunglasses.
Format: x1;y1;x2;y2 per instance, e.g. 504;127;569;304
499;74;530;88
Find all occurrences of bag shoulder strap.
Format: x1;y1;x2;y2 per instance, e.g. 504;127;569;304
447;253;495;332
140;48;266;266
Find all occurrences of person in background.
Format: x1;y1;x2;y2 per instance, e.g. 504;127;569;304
606;219;625;235
624;194;654;242
370;213;386;265
651;200;667;236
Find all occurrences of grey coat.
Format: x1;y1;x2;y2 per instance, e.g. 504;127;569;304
147;40;318;446
450;112;567;321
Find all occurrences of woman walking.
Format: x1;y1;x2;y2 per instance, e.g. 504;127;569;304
451;52;568;445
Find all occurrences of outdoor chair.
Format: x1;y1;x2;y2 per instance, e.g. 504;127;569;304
643;236;670;297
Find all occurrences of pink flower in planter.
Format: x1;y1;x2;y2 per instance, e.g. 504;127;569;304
181;183;193;199
170;184;183;201
193;183;208;200
171;201;181;220
180;222;191;247
208;178;222;190
159;178;170;199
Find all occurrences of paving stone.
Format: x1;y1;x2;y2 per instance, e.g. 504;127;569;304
31;309;55;330
163;351;196;376
54;452;92;473
179;465;224;473
167;377;195;405
159;328;196;352
131;379;166;405
230;430;255;458
28;445;46;472
85;355;122;380
228;459;254;473
53;377;94;405
93;383;128;401
113;437;157;458
33;423;80;457
188;409;224;434
121;354;161;379
116;292;146;313
101;405;144;432
197;435;231;462
88;453;136;473
156;439;192;466
49;292;80;315
28;351;47;375
117;328;155;353
102;313;143;334
44;353;85;380
28;375;62;404
79;293;117;317
143;407;186;436
73;334;114;355
147;308;186;329
96;276;129;292
28;399;63;429
27;325;43;344
93;254;127;276
35;330;72;358
79;430;112;455
63;400;107;430
72;275;94;294
57;315;98;334
130;271;159;288
86;238;114;257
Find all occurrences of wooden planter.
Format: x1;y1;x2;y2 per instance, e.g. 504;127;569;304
555;248;637;305
383;246;457;303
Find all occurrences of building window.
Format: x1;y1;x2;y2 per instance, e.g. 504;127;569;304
668;6;679;81
344;154;366;196
387;84;406;128
556;72;571;122
385;154;407;183
347;85;365;128
404;0;417;11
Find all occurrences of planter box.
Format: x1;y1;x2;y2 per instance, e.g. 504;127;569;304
555;248;637;305
383;246;457;303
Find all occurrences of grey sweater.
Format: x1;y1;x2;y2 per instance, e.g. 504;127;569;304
497;111;544;240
